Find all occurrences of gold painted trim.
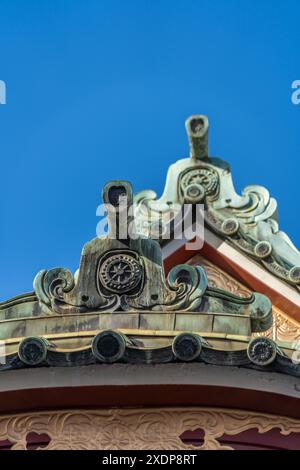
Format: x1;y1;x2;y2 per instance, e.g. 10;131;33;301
3;329;251;353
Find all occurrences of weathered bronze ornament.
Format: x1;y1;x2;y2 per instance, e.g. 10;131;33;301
134;115;300;290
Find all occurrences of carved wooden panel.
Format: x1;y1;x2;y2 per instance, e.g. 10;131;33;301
0;407;300;450
187;254;300;343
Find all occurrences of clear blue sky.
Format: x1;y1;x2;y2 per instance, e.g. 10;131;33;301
0;0;299;299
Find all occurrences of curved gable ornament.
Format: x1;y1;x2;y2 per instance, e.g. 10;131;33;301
134;115;300;290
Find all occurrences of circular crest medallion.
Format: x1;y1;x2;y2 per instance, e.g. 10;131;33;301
289;266;300;285
18;337;48;366
247;337;277;366
172;333;203;362
99;253;143;294
221;218;240;236
180;167;219;201
254;241;272;259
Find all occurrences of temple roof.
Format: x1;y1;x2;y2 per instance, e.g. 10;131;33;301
134;115;300;291
0;116;299;379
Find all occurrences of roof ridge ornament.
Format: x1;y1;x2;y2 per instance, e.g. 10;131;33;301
0;179;278;372
134;115;300;291
30;181;271;328
0;122;299;376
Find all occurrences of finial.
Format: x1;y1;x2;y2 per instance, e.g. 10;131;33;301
102;181;133;240
185;114;209;160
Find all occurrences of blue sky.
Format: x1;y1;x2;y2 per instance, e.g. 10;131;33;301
0;0;299;298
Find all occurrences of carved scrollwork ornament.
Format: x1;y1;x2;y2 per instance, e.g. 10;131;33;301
247;337;277;366
166;264;208;311
183;183;205;203
132;116;300;290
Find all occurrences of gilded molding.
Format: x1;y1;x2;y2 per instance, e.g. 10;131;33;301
188;254;300;343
